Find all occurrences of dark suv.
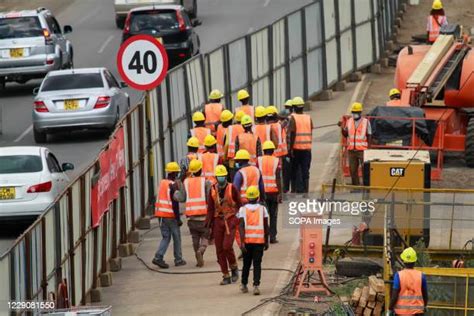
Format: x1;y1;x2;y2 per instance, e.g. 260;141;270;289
122;5;200;67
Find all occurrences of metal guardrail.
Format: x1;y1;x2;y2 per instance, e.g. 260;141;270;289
0;0;404;307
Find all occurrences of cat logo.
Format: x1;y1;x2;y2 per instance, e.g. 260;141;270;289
390;167;405;177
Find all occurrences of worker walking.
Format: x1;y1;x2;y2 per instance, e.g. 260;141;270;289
216;110;234;160
284;99;293;114
340;102;371;186
179;137;200;180
199;134;221;185
235;89;254;120
278;108;292;193
266;105;288;157
389;247;428;315
207;165;242;285
387;88;402;106
226;110;246;178
238;186;269;296
427;0;447;44
254;106;271;144
288;97;313;196
257;141;282;243
152;162;187;269
235;115;262;165
190;111;211;153
205;89;224;134
233;149;265;203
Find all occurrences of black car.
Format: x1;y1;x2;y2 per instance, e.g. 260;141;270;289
122;5;200;67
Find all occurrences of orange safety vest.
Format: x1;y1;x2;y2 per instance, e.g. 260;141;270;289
211;183;237;218
243;205;265;244
216;124;227;158
346;117;369;151
238;165;260;199
257;155;279;193
155;179;175;218
237;132;258;164
292;114;312;150
271;122;288;157
190;127;211;153
184;176;208;216
255;124;271;144
236;105;254;119
427;15;447;43
204;103;223;133
226;124;245;159
199;152;219;183
394;269;425;315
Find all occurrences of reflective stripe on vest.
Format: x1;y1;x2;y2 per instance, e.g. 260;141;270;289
204;103;223;133
346;117;368;151
236;105;254;120
255;124;271;144
257;155;279;193
155;179;174;218
239;165;260;199
293;114;312;150
190;127;211;153
428;15;446;43
226;124;245;158
243;205;265;244
216;124;227;158
199;152;219;178
271;122;288;157
394;269;424;315
238;132;258;164
184;176;207;216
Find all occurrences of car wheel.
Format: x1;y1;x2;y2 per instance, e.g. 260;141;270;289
34;129;47;143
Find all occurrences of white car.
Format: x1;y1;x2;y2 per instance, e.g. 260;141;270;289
0;146;74;221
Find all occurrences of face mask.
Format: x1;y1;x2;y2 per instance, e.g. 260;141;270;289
352;113;361;120
235;163;240;169
217;176;227;186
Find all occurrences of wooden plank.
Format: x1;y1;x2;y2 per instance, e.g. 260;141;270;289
367;300;376;309
376;292;385;303
369;275;385;293
374;302;384;315
355;306;364;315
359;286;370;308
351;287;362;306
363;307;373;316
368;286;377;302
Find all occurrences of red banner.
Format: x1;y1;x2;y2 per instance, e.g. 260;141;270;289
91;127;127;228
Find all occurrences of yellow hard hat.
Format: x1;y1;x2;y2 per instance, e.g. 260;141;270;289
165;161;180;173
241;115;253;126
262;140;276;151
192;111;205;122
237;89;250;101
204;134;217;147
215;164;228;177
246;186;260;199
220;109;234;122
235;110;245;123
235;149;250;160
351;102;363;112
292;96;305;107
284;99;293;107
389;88;401;98
187;136;200;148
188;159;203;174
432;0;443;10
209;89;223;100
266;105;278;115
255;105;267;118
400;247;417;263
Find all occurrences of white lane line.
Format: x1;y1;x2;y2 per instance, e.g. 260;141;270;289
98;35;115;54
263;0;271;7
14;125;33;143
76;10;97;27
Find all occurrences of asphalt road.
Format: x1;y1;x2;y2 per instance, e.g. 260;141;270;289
0;0;312;254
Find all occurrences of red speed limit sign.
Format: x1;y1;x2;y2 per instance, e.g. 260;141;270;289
117;35;168;90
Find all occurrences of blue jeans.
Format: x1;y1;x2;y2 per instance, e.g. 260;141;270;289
154;218;183;263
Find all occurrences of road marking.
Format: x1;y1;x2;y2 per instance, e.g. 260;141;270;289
76;10;98;26
14;125;32;143
98;35;115;54
263;0;271;7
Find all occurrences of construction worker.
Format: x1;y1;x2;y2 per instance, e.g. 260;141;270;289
199;134;220;185
278;108;292;193
216;110;233;160
233;149;264;203
190;111;211;153
179;137;200;180
427;0;448;44
284;99;293;113
205;89;224;134
238;186;269;296
235;89;254;119
340;102;372;186
177;159;212;267
387;88;402;106
207;165;242;285
152;162;186;269
266;106;288;157
225;110;246;177
389;247;428;314
288;97;313;195
257;141;282;243
254;105;270;143
235;115;262;165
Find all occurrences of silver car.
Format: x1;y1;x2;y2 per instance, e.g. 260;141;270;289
32;68;130;143
0;8;73;88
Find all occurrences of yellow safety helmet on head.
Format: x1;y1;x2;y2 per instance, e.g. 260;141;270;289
432;0;443;10
292;96;305;107
400;247;417;263
266;105;278;116
204;134;217;147
246;186;260;199
235;149;250;161
165;161;180;173
192;111;205;122
255;105;267;118
237;89;250;101
187;136;200;148
188;159;203;174
214;164;228;177
235;110;245;123
389;88;401;98
262;140;276;151
241;115;253;126
209;89;223;100
351;102;363;112
284;99;293;108
220;109;234;122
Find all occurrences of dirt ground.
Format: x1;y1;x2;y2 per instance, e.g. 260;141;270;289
362;0;474;189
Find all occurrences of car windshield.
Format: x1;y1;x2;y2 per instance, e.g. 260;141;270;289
41;73;104;91
0;155;43;174
130;10;179;32
0;16;43;39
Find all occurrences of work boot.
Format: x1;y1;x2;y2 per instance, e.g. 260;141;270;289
240;284;249;293
270;239;279;244
152;258;169;269
253;286;260;295
220;276;232;285
231;268;239;283
174;260;187;267
195;250;204;267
